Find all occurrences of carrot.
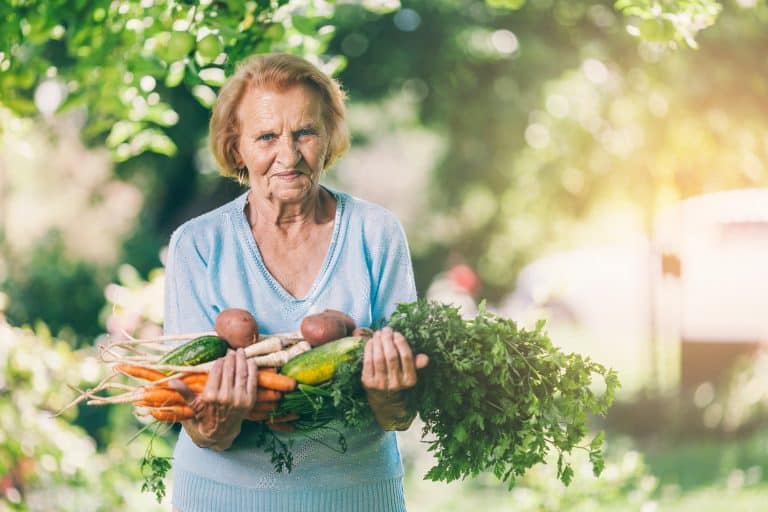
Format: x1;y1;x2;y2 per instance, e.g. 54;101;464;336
181;372;207;383
139;388;186;407
267;413;300;423
183;381;205;393
246;411;272;422
251;401;280;413
256;388;282;401
257;372;296;392
149;406;195;422
115;364;165;382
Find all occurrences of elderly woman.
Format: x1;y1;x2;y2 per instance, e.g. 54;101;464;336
164;53;427;511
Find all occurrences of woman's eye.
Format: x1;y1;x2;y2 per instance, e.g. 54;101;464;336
296;128;316;138
258;133;275;142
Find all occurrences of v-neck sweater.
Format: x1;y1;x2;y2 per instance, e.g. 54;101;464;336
163;188;417;511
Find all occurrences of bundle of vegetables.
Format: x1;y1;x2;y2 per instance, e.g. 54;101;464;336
59;308;316;500
269;300;620;488
65;301;618;500
63;308;311;424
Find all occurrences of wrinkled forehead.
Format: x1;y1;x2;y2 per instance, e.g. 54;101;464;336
236;83;326;128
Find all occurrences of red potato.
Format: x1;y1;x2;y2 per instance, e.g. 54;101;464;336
300;313;348;347
321;309;356;335
215;308;259;349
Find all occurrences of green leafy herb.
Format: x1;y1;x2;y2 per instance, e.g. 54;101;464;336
138;423;173;503
388;300;619;486
140;451;171;503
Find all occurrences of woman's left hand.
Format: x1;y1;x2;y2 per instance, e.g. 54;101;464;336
361;327;428;430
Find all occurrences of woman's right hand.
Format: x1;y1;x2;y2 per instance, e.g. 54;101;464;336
170;348;259;451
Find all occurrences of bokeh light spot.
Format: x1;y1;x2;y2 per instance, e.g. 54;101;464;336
394;8;421;32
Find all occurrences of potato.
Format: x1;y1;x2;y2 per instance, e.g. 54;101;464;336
321;309;356;335
300;313;348;347
351;327;374;339
215;308;259;349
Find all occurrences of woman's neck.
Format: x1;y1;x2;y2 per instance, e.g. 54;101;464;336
246;186;332;232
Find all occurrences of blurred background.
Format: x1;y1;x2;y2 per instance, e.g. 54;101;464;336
2;0;768;510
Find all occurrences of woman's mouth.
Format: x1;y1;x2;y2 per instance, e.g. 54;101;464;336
272;170;304;180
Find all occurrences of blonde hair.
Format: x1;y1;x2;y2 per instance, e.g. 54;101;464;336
210;53;350;182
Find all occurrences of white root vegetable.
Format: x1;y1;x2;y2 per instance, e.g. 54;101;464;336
249;341;311;367
243;336;283;357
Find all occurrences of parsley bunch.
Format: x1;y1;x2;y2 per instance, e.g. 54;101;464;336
388;300;619;486
257;299;619;487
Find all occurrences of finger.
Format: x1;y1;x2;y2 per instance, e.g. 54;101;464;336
219;351;236;403
361;338;374;386
247;359;259;403
168;378;196;404
392;332;415;388
415;353;429;369
381;331;403;388
371;334;387;386
233;349;248;407
203;358;224;402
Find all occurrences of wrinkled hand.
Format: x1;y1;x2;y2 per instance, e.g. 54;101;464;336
170;348;259;450
361;327;428;430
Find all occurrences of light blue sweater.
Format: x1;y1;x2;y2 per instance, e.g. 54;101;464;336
163;187;417;512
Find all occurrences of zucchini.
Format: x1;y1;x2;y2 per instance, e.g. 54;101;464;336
280;336;364;385
160;335;228;367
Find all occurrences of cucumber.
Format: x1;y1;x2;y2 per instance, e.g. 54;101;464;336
160;335;228;367
280;336;364;385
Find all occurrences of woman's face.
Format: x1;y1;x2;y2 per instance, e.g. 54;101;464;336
235;84;328;203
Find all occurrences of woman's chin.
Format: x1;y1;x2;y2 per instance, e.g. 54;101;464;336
269;182;315;203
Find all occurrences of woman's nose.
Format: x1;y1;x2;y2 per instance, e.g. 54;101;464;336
275;135;301;168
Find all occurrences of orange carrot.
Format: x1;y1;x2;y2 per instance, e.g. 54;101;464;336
150;406;195;422
183;381;205;393
246;411;271;422
181;373;208;386
268;412;300;423
256;388;282;402
115;364;165;382
139;388;186;407
257;372;296;392
251;401;280;413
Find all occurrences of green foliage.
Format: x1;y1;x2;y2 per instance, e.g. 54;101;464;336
615;0;722;48
486;0;527;10
331;1;768;298
0;0;335;161
140;451;172;503
2;232;107;346
388;300;619;486
263;300;618;488
0;318;169;510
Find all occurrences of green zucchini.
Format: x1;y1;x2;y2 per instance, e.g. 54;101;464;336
280;336;364;385
160;335;228;367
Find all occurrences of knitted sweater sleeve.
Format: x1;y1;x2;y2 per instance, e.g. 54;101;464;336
164;225;216;336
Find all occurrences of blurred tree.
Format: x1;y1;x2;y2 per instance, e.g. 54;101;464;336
0;0;360;341
329;0;768;298
0;0;757;335
0;318;171;510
